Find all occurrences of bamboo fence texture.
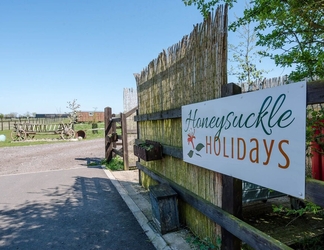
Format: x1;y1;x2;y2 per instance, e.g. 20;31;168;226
134;6;228;244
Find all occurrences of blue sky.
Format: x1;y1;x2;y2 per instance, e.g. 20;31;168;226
0;1;290;116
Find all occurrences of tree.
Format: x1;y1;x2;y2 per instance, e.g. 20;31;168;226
232;0;324;81
228;4;269;90
184;0;324;81
66;99;81;123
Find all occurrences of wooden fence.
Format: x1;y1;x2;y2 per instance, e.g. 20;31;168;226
0;117;65;131
134;5;228;248
104;106;138;170
133;4;324;249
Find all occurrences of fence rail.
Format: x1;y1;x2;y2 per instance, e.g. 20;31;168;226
104;106;137;170
0;117;66;131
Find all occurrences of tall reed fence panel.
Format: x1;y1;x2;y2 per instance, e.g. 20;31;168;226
134;6;228;246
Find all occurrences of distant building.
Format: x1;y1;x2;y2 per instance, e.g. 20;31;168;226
76;111;104;123
35;114;69;119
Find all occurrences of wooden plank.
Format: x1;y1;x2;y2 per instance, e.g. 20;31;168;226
221;83;242;250
112;148;123;157
121;113;129;170
135;144;324;210
126;129;137;134
124;106;138;118
162;145;183;159
104;107;113;162
134;108;181;121
111;117;121;123
136;109;142;185
135;139;182;159
112;114;117;149
305;178;324;208
137;163;292;250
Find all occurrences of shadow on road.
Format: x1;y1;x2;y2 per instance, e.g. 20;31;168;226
74;157;103;167
0;174;155;250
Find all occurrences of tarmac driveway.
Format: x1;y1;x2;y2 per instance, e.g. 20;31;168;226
0;140;155;250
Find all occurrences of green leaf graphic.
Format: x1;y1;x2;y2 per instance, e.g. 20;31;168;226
195;143;205;152
195;153;202;157
188;150;194;158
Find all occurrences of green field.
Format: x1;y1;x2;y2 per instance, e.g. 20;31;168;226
0;122;106;147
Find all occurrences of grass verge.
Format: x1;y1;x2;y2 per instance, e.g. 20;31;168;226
101;156;124;171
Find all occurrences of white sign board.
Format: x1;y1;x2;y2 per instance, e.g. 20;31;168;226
182;82;306;199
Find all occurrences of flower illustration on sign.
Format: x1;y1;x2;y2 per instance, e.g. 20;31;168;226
187;128;205;158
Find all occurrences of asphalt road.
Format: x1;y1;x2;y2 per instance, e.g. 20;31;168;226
0;139;155;250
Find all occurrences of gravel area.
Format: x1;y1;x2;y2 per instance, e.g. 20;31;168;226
0;139;104;176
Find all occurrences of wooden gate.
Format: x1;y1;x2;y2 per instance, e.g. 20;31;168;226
104;106;137;170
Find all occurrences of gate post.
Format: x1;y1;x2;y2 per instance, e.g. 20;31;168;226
221;83;242;250
104;107;112;161
121;113;129;170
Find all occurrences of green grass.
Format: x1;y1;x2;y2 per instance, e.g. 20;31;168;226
0;122;108;147
101;156;124;171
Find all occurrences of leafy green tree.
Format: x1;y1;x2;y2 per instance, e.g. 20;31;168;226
231;0;324;81
184;0;324;81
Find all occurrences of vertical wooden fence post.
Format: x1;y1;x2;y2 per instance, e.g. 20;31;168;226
121;112;129;170
136;109;142;185
112;114;117;152
104;107;112;162
221;83;243;250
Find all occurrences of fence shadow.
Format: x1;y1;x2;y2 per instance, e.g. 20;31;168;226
74;157;103;167
0;175;154;249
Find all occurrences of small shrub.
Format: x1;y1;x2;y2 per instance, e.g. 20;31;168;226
101;156;123;171
91;122;98;134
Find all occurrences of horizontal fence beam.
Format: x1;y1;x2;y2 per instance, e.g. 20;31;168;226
137;162;292;250
112;148;123;157
134;108;181;121
124;106;138;118
111;117;121;123
153;145;324;207
134;81;324;122
135;139;183;159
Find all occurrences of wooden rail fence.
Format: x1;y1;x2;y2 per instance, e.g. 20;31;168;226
0;117;65;131
104;106;137;170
